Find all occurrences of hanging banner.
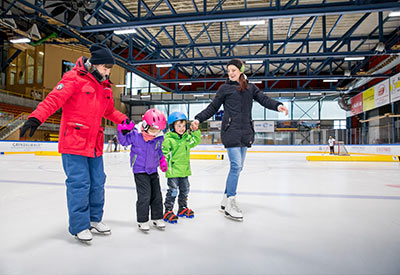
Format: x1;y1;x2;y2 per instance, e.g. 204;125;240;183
350;93;363;116
374;79;390;108
363;86;375;112
390;72;400;103
253;121;274;132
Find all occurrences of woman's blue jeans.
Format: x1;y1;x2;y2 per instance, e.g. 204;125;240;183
225;147;247;197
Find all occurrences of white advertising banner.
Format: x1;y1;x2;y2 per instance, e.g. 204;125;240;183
253;121;274;132
0;141;58;152
209;121;222;130
390;72;400;103
374;79;390;108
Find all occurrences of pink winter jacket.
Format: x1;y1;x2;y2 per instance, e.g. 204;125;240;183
29;56;127;157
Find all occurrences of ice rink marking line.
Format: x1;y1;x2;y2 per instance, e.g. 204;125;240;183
1;179;400;201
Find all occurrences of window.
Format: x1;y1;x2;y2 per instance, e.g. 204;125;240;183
17;51;26;84
27;49;35;84
334;120;346;129
169;104;188;117
9;48;17;85
266;100;290;120
36;46;44;84
292;100;319;120
126;72;149;95
252;102;265;120
320;100;346;120
189;103;211;120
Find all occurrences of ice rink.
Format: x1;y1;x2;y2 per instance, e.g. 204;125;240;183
1;151;400;275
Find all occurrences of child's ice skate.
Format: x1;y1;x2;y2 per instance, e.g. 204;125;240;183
220;194;228;212
90;221;111;234
163;210;178;224
152;219;166;230
138;222;150;232
75;229;92;243
178;207;194;218
224;196;243;221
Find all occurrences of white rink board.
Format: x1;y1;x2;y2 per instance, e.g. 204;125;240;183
1;141;400;155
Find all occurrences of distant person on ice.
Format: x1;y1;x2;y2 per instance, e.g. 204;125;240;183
20;43;128;243
328;136;335;155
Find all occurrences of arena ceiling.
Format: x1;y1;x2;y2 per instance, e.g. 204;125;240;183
1;0;400;102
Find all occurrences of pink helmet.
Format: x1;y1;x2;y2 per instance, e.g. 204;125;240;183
142;108;167;130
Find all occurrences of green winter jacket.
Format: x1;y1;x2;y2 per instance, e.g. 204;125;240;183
162;130;201;178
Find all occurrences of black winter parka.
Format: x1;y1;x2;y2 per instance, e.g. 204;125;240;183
195;80;283;148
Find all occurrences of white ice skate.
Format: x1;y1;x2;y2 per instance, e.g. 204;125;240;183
152;219;166;230
219;194;228;212
75;229;93;242
90;221;111;234
138;222;150;232
224;196;243;221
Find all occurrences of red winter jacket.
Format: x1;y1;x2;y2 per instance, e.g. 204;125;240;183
29;56;127;157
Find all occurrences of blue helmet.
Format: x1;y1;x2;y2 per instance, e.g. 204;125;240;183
168;112;187;131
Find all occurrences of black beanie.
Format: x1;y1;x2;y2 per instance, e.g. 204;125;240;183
89;43;115;65
227;59;245;73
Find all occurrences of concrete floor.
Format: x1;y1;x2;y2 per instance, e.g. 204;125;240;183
1;152;399;275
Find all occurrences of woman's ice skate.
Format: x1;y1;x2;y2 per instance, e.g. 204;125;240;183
224;196;243;221
220;194;228;212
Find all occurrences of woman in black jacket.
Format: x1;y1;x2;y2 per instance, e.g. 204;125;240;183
191;59;288;221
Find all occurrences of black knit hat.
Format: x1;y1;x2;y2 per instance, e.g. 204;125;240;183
227;59;245;73
89;43;115;65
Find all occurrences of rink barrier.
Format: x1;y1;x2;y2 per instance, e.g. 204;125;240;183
190;153;224;160
0;150;225;160
306;155;400;162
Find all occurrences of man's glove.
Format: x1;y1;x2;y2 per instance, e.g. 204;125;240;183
159;156;168;172
20;117;41;138
118;119;135;135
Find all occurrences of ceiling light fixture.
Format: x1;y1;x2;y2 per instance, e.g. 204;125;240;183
10;37;31;44
179;82;192;86
246;60;264;64
240;20;265;26
323;79;338;83
344;56;365;61
114;28;137;35
156;64;173;68
389;11;400;17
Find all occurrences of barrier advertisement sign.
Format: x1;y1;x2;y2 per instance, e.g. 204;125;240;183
374;79;390;108
390;72;400;103
363;86;375;112
350;93;363;116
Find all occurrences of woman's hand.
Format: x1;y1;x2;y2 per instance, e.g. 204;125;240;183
278;105;288;116
190;119;200;131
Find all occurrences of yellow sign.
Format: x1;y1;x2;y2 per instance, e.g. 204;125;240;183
363;87;375;111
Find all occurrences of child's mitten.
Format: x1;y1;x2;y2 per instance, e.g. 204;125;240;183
159;156;168;172
118;119;135;135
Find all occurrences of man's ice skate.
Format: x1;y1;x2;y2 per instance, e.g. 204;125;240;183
90;221;111;234
163;210;178;224
138;222;150;232
220;194;228;212
224;196;243;221
75;229;92;243
178;207;194;218
152;219;166;230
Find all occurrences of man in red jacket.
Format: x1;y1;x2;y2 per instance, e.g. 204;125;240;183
20;43;128;243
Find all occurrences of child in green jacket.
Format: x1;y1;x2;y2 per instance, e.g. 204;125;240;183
162;112;201;223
